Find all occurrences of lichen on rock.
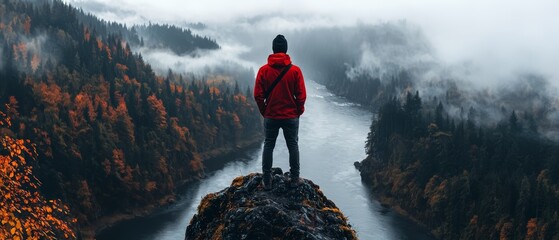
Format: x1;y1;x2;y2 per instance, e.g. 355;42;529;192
185;168;358;240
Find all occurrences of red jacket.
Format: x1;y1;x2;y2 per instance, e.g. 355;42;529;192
254;53;306;119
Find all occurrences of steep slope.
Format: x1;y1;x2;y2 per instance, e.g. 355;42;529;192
186;169;357;240
0;0;261;237
358;93;559;239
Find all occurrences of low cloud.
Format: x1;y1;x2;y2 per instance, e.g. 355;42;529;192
66;0;559;87
139;44;255;75
12;34;49;73
65;0;559;137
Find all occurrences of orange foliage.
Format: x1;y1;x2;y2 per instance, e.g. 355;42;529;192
96;38;103;50
175;85;183;94
7;97;19;118
116;63;128;73
525;218;537;240
76;181;93;213
115;99;135;144
32;128;51;158
112;149;126;176
499;222;513;240
83;28;90;42
424;175;448;208
170;117;189;143
68;110;80;129
77;92;96;122
104;46;112;61
469;215;478;225
215;107;224;122
30;54;40;73
155;76;165;85
145;181;157;192
102;159;111;176
12;42;27;63
112;149;134;184
190;158;203;173
231;113;241;129
157;157;168;175
34;82;62;107
23;16;31;35
147;94;168;129
94;95;109;121
68;92;94;129
0;105;76;239
233;94;247;103
209;86;220;95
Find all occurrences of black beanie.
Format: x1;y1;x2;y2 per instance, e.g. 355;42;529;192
272;34;288;53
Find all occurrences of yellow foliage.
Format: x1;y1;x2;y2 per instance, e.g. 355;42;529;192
197;193;217;215
321;207;347;221
231;176;244;188
0;105;76;239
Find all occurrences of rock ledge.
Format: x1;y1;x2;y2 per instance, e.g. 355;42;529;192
185;168;358;240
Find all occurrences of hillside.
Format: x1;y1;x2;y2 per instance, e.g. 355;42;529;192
135;24;219;55
0;0;261;238
186;169;357;240
74;5;219;55
358;93;559;239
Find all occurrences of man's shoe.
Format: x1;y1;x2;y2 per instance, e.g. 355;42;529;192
289;175;301;188
262;174;272;190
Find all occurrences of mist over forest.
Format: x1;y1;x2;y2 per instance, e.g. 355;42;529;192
66;0;559;141
2;0;559;239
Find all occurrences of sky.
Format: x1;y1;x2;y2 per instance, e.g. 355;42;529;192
65;0;559;87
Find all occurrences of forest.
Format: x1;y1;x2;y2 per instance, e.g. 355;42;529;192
134;23;219;55
359;91;559;239
295;22;559;239
0;0;261;238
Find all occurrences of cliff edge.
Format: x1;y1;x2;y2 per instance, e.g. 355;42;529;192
185;168;358;240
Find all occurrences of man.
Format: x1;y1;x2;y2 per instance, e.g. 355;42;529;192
254;34;306;189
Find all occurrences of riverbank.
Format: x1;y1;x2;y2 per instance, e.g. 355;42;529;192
82;135;263;239
357;159;438;240
374;193;438;239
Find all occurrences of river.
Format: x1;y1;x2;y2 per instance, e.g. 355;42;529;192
97;80;435;240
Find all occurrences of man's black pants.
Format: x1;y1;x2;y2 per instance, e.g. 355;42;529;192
262;118;300;178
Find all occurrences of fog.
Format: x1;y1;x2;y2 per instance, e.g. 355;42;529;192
65;0;559;139
66;0;559;86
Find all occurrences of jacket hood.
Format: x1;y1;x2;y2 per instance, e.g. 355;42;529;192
267;53;292;67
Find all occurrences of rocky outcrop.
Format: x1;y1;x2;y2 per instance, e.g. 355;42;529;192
185;168;358;240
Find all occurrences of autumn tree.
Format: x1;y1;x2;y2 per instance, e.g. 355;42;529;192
0;105;76;239
147;94;168;129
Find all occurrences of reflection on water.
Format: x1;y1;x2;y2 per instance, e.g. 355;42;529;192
97;81;435;240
